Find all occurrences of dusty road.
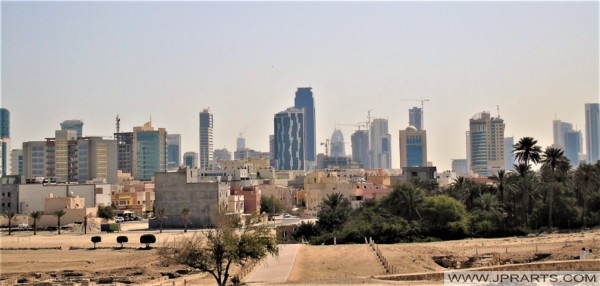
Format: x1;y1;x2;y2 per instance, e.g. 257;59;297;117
244;244;300;284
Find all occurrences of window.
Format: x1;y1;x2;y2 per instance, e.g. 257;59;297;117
119;201;127;206
7;193;10;197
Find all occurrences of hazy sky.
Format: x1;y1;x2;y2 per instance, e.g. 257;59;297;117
2;1;598;171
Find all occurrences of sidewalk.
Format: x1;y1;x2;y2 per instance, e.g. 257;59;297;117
243;244;301;285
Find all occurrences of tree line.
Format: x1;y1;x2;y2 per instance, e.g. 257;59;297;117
292;137;600;244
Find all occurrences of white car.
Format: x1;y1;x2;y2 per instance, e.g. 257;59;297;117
115;217;125;223
18;222;28;228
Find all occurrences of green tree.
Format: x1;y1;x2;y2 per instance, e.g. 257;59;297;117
381;184;424;221
117;235;128;249
540;147;570;228
54;210;66;235
292;221;320;243
316;193;352;232
492;169;510;203
158;211;279;286
29;211;43;235
155;208;167;233
513;137;542;167
91;236;101;249
181;208;191;233
574;163;600;227
96;205;115;221
260;195;285;216
421;195;470;240
3;211;16;235
470;193;504;236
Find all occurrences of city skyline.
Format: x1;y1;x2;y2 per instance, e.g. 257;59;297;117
2;2;598;171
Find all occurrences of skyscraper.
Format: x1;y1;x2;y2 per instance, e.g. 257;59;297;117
565;130;582;165
199;109;214;170
370;118;392;169
468;112;505;177
132;122;167;180
0;108;10;176
409;107;423;131
237;134;245;151
330;129;346;157
585;103;600;164
167;134;181;171
183;152;198;169
553;120;573;149
503;137;515;171
60;120;84;138
294;87;315;167
274;107;305;170
399;126;427;167
351;130;369;168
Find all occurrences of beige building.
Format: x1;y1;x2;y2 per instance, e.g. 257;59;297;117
33;193;102;231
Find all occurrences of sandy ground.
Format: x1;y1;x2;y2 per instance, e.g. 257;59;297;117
1;224;599;285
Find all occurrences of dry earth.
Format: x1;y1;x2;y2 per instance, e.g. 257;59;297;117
1;224;599;286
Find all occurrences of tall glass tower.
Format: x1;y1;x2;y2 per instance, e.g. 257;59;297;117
409;107;423;131
60;120;84;138
274;107;305;170
133;122;167;181
199;108;214;170
0;108;9;138
351;130;369;168
294;87;315;165
585;103;600;163
0;108;10;176
370;118;391;169
468;112;505;177
166;134;181;170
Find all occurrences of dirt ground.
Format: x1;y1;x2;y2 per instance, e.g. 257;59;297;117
1;225;599;286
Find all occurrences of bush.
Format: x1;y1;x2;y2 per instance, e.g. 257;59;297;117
140;234;156;249
117;236;128;249
91;236;101;249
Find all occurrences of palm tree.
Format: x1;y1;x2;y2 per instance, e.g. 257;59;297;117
3;211;16;235
513;163;532;177
513;137;542;166
181;208;191;233
574;163;599;227
29;211;43;235
541;147;569;228
54;210;66;235
82;212;98;234
316;193;352;232
492;170;509;203
382;184;424;221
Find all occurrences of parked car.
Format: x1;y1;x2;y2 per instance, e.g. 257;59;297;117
115;216;125;223
134;216;143;221
18;222;28;228
283;213;291;218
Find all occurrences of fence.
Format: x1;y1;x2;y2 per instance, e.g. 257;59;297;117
369;237;399;275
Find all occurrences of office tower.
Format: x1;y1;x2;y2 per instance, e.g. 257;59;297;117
565;130;582;165
0;108;10;176
468;112;505;177
214;148;232;162
199;108;214;170
294;87;316;166
22;141;46;179
370;118;392;169
133;122;167;180
274;107;305;170
114;132;133;174
330;129;346;157
237;134;245;151
351;130;369;168
10;149;22;175
585;103;600;163
409;107;423;131
399;126;427;167
166;134;181;171
183;152;198;169
60;120;84;138
503;137;515;171
269;135;275;167
53;130;78;182
451;159;469;177
553;120;573;149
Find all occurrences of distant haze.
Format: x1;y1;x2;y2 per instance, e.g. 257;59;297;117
2;2;598;171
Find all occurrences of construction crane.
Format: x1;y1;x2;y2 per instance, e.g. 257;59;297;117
399;98;430;109
320;139;330;156
337;122;368;130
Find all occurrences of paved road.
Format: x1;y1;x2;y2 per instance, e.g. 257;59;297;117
243;244;301;284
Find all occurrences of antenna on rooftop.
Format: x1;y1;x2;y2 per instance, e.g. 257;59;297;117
116;115;120;134
497;105;500;118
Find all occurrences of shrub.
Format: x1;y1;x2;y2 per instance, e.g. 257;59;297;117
116;236;128;249
91;236;102;249
140;234;156;249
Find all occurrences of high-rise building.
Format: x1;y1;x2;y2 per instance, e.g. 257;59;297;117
399;126;427;167
213;148;232;163
468;112;505;177
370;118;392;169
351;130;369;168
22;132;117;183
503;137;515;171
553;120;573;149
132;122;167;180
199;108;214;170
294;87;316;166
330;129;346;157
451;159;469;177
565;130;582;166
409;107;423;131
114;132;134;174
585;103;600;164
183;152;198;169
274;107;305;170
0;108;10;177
167;134;181;171
10;149;22;176
237;134;245;151
60;120;84;138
